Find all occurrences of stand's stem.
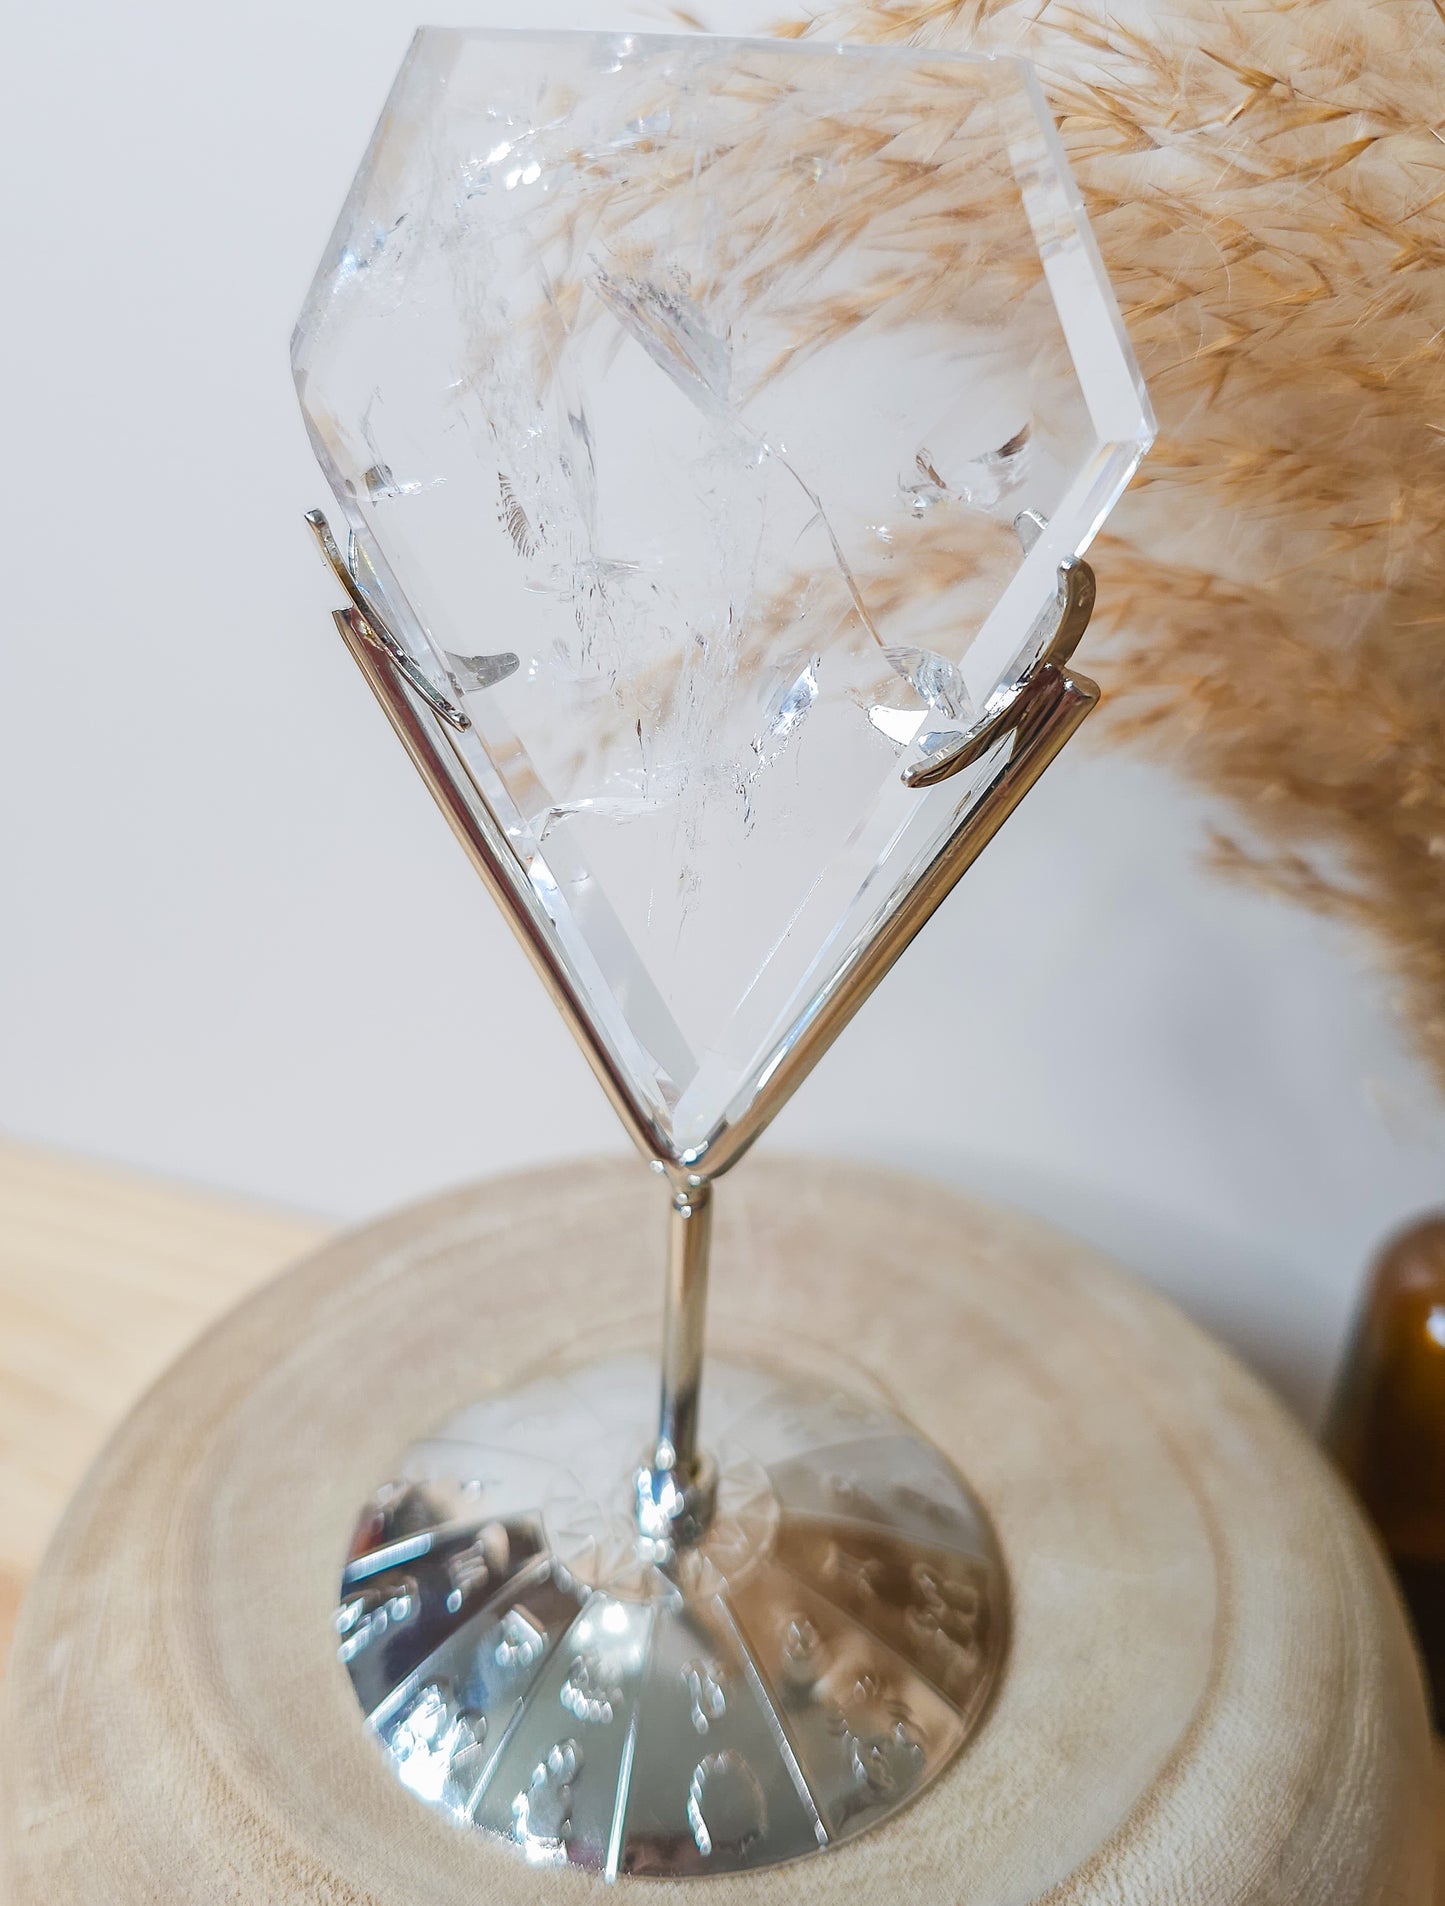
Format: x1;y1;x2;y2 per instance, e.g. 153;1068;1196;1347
658;1180;712;1475
635;1178;717;1548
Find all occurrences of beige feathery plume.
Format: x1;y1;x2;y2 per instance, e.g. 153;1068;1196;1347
759;0;1445;1088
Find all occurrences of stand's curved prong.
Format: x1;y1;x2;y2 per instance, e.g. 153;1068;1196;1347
901;555;1096;791
305;509;472;733
1040;554;1097;670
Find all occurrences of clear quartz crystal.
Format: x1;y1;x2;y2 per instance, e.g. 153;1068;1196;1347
294;29;1153;1160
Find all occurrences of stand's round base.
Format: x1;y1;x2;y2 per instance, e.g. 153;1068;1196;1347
0;1159;1434;1904
341;1354;1005;1879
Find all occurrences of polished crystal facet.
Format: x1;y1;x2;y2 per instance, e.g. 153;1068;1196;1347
294;29;1153;1158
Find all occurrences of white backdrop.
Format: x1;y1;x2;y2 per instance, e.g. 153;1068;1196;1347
3;0;1442;1425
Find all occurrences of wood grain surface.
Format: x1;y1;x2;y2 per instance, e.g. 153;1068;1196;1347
0;1153;1435;1903
0;1140;327;1671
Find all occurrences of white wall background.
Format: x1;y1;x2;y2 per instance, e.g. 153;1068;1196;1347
3;0;1442;1427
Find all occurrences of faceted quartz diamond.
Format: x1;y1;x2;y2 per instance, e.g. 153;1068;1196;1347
294;29;1153;1162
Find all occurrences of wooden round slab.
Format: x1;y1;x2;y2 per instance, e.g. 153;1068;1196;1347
0;1158;1432;1903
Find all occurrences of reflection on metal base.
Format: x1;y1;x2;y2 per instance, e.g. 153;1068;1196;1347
338;1355;1006;1880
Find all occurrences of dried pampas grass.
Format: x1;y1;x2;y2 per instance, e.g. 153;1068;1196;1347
767;0;1445;1088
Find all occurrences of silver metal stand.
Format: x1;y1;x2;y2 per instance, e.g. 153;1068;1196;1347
310;509;1098;1878
636;1181;716;1549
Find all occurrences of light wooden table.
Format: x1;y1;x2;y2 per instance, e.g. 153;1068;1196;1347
2;1139;1439;1898
0;1139;328;1670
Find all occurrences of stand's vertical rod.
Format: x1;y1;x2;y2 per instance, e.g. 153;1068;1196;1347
656;1180;712;1478
635;1177;718;1548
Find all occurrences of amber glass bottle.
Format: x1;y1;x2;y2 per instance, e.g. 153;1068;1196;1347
1326;1215;1445;1725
